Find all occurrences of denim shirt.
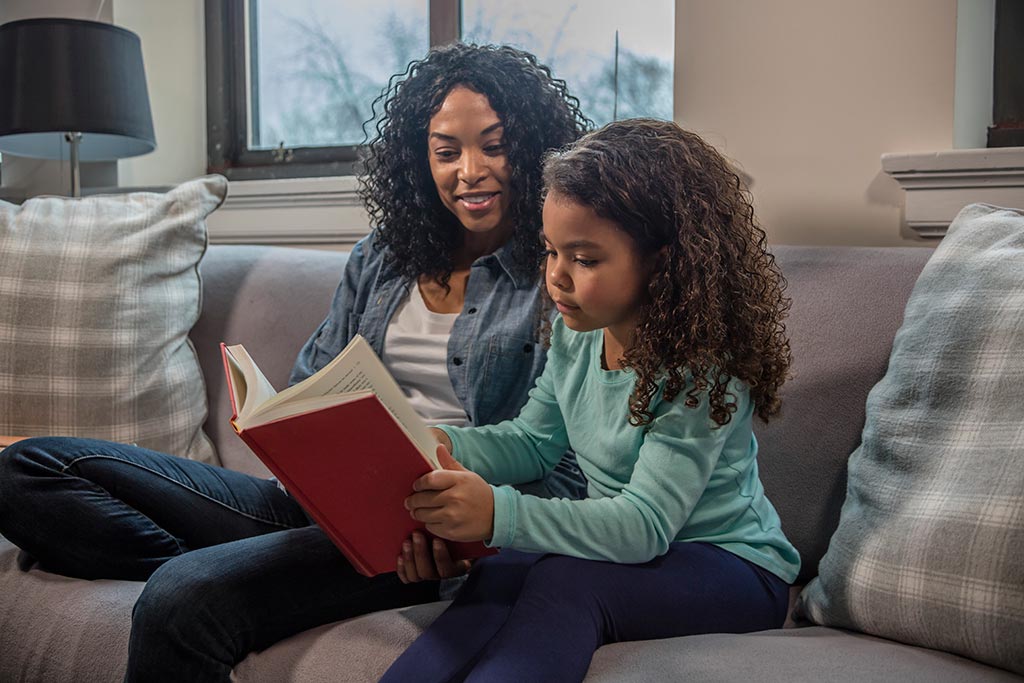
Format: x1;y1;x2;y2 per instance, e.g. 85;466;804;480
289;233;549;430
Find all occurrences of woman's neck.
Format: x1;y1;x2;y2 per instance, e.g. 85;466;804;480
418;270;469;314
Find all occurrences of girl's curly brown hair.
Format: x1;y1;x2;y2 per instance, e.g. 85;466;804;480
358;43;591;286
542;119;792;428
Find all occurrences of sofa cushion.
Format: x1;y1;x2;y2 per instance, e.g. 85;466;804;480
0;535;141;682
0;176;226;463
796;203;1024;675
585;627;1024;682
232;602;1019;682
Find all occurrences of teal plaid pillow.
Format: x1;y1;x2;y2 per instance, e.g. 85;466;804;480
0;175;227;463
796;203;1024;674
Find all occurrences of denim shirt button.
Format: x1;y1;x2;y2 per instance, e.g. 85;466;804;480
452;356;463;366
467;307;478;314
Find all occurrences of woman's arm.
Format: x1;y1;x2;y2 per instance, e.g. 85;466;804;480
288;238;370;386
0;435;27;447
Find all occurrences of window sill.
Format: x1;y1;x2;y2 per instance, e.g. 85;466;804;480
882;147;1024;237
206;175;369;246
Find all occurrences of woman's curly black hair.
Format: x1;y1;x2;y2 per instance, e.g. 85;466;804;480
358;43;591;286
542;119;792;428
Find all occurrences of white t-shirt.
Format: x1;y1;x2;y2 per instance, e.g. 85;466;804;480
381;282;468;428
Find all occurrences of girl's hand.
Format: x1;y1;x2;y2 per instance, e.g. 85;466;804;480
405;444;494;543
395;531;473;584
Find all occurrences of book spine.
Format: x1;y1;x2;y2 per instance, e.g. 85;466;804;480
236;429;380;577
219;343;239;423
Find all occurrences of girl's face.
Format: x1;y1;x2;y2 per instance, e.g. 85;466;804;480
542;191;652;341
427;86;513;241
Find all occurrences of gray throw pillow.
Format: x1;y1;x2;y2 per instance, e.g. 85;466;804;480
795;203;1024;674
0;175;227;464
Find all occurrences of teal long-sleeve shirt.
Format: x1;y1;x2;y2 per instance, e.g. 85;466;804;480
438;317;801;583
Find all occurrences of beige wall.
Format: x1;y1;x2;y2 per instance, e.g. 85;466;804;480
676;0;958;246
113;0;206;188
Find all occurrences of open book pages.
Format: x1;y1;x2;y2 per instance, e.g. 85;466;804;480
223;336;440;468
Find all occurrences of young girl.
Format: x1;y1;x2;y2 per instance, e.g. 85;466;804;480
383;118;801;682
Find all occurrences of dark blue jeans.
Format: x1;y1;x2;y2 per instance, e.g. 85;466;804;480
381;544;790;683
0;437;438;682
0;436;587;682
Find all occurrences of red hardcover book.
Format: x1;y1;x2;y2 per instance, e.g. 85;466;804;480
221;337;495;576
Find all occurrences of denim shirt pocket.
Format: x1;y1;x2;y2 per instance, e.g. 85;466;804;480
475;334;547;424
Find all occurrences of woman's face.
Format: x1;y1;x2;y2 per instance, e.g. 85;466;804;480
427;86;513;239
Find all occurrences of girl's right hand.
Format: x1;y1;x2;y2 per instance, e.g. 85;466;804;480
396;531;472;583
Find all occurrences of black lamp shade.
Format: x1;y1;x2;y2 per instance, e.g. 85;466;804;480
0;18;156;161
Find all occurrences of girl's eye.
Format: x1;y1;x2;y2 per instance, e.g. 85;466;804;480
574;258;598;268
434;150;457;160
484;144;506;154
544;249;557;259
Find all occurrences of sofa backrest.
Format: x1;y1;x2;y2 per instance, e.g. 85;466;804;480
757;245;933;583
191;243;935;584
193;244;350;476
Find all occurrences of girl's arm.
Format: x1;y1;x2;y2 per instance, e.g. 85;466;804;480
487;391;752;564
434;361;570;485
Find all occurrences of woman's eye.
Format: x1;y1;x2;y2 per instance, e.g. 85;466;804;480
544;249;557;259
484;144;506;154
434;150;457;160
574;258;598;268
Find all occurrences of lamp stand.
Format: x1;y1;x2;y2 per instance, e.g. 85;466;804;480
64;131;82;198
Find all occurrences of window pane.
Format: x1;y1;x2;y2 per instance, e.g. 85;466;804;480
461;1;673;126
250;0;429;150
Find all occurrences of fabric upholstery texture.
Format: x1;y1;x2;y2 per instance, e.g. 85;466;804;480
796;203;1024;675
0;176;227;464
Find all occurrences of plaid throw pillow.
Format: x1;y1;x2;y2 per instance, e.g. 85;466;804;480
0;175;227;463
795;203;1024;674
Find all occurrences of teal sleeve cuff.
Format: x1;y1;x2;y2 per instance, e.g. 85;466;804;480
435;424;463;458
487;485;517;548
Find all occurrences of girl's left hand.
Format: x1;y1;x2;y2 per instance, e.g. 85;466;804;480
405;444;494;543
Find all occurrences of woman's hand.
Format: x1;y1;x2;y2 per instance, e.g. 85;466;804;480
405;444;494;543
396;531;473;584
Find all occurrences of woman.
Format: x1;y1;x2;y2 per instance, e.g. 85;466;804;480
0;43;590;682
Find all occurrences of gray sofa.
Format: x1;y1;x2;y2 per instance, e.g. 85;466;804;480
1;243;1020;682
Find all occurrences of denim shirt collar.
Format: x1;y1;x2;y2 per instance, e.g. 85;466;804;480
473;241;537;290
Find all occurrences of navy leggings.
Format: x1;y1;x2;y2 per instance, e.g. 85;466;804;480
381;543;790;683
